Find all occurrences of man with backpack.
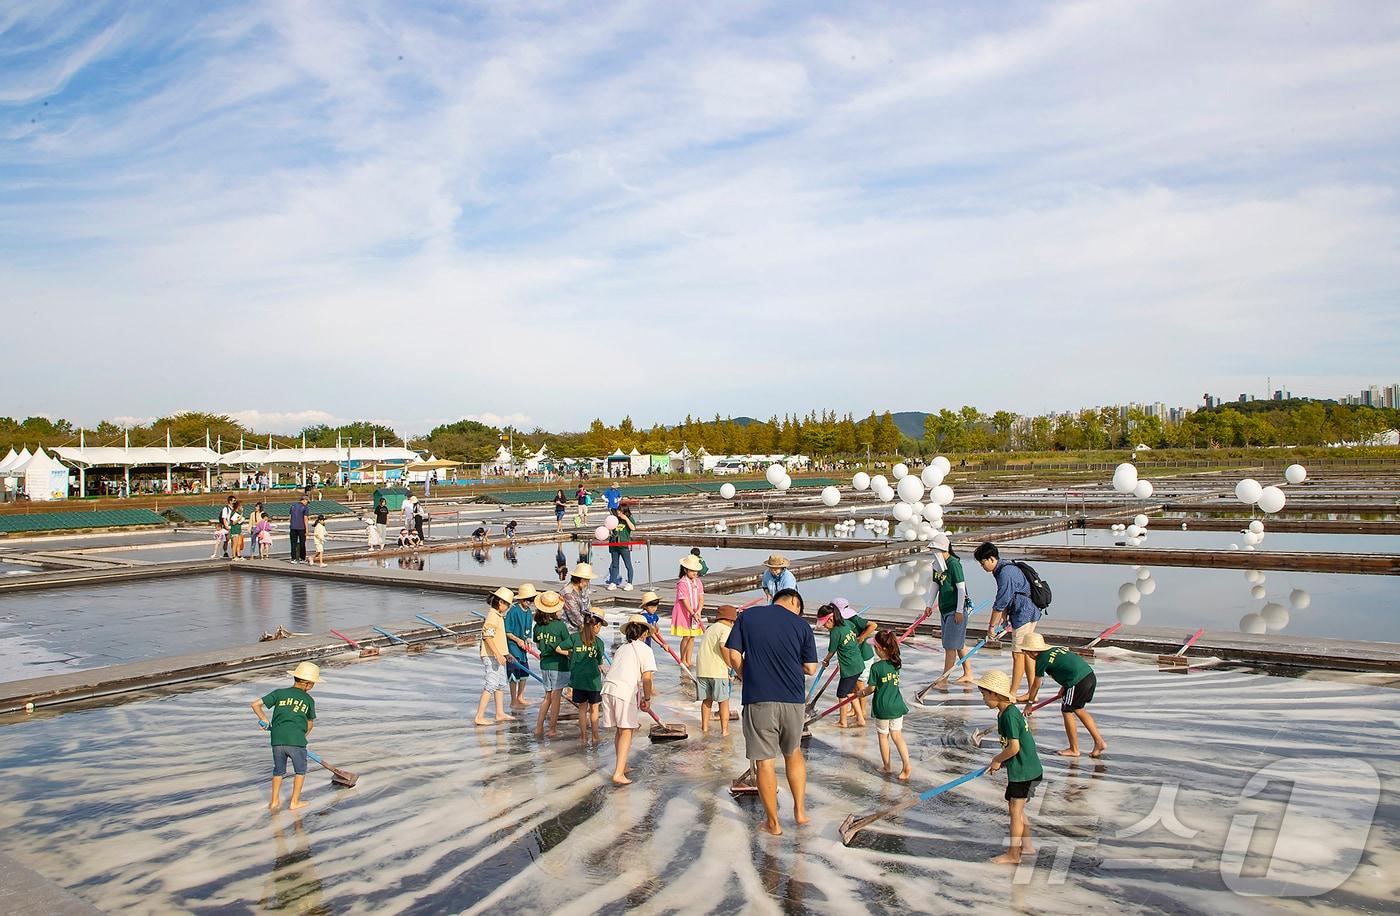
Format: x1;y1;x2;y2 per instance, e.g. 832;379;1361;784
973;542;1047;698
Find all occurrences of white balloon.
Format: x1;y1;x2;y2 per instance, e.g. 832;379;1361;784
1245;545;1255;550
1261;602;1289;631
1239;613;1266;634
1136;567;1152;581
604;515;619;530
1285;463;1307;485
1112;462;1138;493
593;526;609;541
777;476;792;491
893;502;914;522
896;476;925;504
871;474;888;491
933;455;951;475
852;472;870;491
933;484;955;506
877;486;895;503
1230;543;1239;550
1289;588;1311;610
821;486;841;507
1257;486;1286;514
1134;514;1150;529
904;529;918;541
920;465;944;487
1245;569;1263;584
1133;480;1153;499
1250;585;1266;600
1129;536;1144;546
892;463;909;480
1137;577;1157;596
1235;478;1263;505
919;521;936;537
922;503;943;524
766;463;786;485
1248;520;1264;535
1126;524;1142;539
1116;601;1142;625
1118;583;1141;603
720;482;736;500
895;576;915;597
1243;532;1260;546
856;569;874;585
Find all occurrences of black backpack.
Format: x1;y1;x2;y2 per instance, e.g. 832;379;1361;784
1012;560;1052;611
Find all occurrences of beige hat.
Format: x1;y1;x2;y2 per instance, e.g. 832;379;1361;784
536;590;564;614
516;582;538;600
680;554;703;572
490;586;515;607
639;591;662;608
627;614;651;626
974;669;1015;700
1018;632;1051;653
288;661;322;683
571;562;596;580
765;553;790;569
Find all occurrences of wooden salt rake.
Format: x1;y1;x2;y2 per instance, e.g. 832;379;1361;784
1072;622;1121;660
1158;627;1204;670
330;628;380;658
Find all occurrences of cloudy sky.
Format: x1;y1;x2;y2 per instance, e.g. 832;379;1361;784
3;1;1398;435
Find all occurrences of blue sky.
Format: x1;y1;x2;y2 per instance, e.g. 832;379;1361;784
3;1;1398;435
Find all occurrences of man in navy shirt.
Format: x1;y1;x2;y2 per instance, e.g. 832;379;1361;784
288;495;310;563
974;542;1041;697
724;588;818;836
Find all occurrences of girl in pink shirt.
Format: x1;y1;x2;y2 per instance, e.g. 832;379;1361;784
671;555;705;667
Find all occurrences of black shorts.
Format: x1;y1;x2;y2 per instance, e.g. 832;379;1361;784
1006;777;1042;801
837;673;861;698
1062;672;1097;712
572;688;602;705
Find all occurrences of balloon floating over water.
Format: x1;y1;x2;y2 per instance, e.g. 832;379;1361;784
719;483;736;499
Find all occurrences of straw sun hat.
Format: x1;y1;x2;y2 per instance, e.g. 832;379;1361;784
288;661;322;683
536;591;565;615
1018;632;1051;653
680;555;703;572
571;562;596;580
765;554;790;569
516;582;539;600
490;586;515;607
639;591;662;608
974;669;1015;700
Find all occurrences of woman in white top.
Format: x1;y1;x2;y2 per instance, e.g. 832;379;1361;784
601;615;657;786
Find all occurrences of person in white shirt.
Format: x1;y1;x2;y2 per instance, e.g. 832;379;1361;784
600;615;657;786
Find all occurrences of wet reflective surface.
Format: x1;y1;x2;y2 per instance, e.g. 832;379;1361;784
786;556;1400;641
0;646;1394;914
1014;527;1400;553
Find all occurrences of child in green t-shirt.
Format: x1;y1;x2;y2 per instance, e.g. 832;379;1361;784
558;613;608;745
869;631;912;780
820;612;867;728
976;669;1043;865
532;591;571;739
1019;633;1108;758
250;661;321;812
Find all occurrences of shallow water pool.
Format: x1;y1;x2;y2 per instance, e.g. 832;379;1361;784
1013;527;1400;553
0;643;1393;914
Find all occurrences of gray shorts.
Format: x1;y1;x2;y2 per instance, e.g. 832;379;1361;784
742;702;805;761
272;745;308;777
481;655;504;693
698;677;731;703
541;668;565;692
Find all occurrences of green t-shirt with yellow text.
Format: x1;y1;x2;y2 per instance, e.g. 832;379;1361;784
261;686;316;747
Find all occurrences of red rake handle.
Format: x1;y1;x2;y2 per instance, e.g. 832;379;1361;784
1086;622;1122;648
1025;690;1066;715
809;687;873;725
643;704;664;727
329;628;360;649
652;633;698;682
1175;627;1205;656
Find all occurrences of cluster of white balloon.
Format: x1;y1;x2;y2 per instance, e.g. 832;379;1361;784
592;514;620;543
1229;463;1306;550
1110;462;1154;500
850;517;892;539
853;457;955;543
766;463;793;491
753;520;786;536
1115;566;1157;625
892;556;942;611
1110;512;1154;546
1238;569;1310;634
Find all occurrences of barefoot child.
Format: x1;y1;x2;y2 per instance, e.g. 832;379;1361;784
926;533;975;687
1019;633;1107;758
976;669;1043;865
532;591;570;738
250;662;321;812
638;591;663;647
257;515;274;559
870;630;912;779
474;587;517;727
840;599;878;718
311;515;327;566
696;604;738;736
600;615;656;785
559;612;607;744
504;583;538;709
820;603;867;728
210;523;228;559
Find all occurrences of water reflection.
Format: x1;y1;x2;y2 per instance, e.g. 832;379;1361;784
262;815;330;915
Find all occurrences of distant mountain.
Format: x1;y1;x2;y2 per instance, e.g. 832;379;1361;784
732;416;758;426
891;411;929;442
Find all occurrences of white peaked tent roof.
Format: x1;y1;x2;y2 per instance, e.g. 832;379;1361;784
4;447;34;475
54;446;222;467
629;448;642;456
217;447;419;466
16;446;62;475
0;448;18;474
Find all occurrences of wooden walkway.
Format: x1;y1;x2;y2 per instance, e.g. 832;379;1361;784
992;543;1400;574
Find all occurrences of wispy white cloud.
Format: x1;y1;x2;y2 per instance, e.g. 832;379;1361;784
2;0;1398;428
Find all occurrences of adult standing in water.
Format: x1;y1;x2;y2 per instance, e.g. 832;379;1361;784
562;562;596;632
723;588;818;836
672;554;705;667
926;532;975;687
606;503;640;591
760;554;796;602
374;498;389;547
973;541;1041;697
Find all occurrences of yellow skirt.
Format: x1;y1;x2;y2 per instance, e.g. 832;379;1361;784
670;625;703;638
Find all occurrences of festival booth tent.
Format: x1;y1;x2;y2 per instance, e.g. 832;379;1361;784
18;447;70;501
0;447;27;498
55;444;225;495
628;448;648;476
605;449;629;475
404;457;461;483
218;447;420;484
648;454;670;474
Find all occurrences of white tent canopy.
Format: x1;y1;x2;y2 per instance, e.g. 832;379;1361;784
21;447;69;501
216;447;419;466
0;448;19;475
51;445;420;467
54;446;221;467
4;447;34;475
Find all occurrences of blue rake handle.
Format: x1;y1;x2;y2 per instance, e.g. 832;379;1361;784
258;720;331;767
918;765;989;802
415;614;457;635
372;626;409;645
